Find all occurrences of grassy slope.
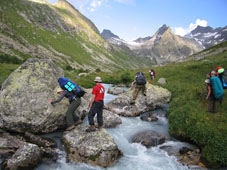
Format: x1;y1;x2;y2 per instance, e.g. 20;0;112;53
153;48;227;167
75;42;227;167
0;0;152;73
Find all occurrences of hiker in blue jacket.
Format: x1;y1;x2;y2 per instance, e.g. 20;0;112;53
209;70;224;113
48;87;82;131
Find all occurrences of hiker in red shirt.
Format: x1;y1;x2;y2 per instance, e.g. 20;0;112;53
86;76;105;132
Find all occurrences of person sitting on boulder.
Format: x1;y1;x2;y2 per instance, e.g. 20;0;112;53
130;72;147;104
48;87;82;131
86;77;105;132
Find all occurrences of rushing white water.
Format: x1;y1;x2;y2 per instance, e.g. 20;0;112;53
35;84;202;170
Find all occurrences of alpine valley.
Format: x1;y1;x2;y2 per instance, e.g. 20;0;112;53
0;0;152;73
101;25;227;65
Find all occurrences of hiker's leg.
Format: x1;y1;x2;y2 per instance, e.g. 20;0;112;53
72;98;81;123
96;101;104;127
213;99;216;113
142;85;146;95
88;102;99;125
208;97;212;112
133;86;140;100
66;98;81;127
210;97;216;113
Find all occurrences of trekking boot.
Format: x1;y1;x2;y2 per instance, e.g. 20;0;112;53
66;125;75;131
95;125;102;129
74;119;82;126
130;99;136;105
86;125;96;132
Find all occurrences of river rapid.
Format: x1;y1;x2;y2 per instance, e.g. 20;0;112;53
35;84;203;170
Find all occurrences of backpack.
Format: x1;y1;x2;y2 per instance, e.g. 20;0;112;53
135;72;146;85
151;69;156;77
221;70;227;89
210;76;224;100
58;77;85;98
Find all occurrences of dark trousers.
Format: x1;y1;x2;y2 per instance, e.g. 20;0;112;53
88;100;104;126
208;96;216;113
66;98;81;127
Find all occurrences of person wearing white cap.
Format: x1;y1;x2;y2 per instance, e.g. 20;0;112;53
86;76;105;132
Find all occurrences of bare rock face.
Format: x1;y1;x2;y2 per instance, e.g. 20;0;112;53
62;124;122;167
106;84;171;117
0;58;88;133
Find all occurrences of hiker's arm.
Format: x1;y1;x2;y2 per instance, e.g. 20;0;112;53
206;86;211;100
51;91;66;104
130;81;135;88
89;94;95;108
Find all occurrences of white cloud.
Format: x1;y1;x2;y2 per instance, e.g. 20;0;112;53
75;0;106;13
174;19;208;36
90;0;102;8
114;0;134;4
174;27;188;37
89;0;103;12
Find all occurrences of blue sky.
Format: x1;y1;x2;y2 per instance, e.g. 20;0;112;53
46;0;227;41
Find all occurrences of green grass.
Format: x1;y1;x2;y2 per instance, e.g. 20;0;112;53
0;64;20;86
0;0;152;73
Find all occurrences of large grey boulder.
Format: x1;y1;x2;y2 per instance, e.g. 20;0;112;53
0;133;42;170
0;133;26;158
63;124;122;167
6;143;41;170
95;109;122;128
132;130;166;147
0;132;58;169
107;87;126;95
106;84;171;117
0;58;88;133
158;78;167;84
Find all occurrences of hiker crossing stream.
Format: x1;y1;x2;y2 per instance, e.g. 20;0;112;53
35;84;202;170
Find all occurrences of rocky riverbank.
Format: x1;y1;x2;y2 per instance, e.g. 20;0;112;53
0;58;206;170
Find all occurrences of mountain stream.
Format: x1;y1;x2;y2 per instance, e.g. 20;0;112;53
35;84;203;170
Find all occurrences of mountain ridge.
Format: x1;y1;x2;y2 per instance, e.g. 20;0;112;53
186;25;227;48
0;0;152;73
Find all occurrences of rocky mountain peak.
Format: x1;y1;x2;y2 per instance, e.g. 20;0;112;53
101;29;120;40
191;25;214;34
157;24;169;35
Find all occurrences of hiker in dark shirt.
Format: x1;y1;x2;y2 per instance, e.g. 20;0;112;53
48;87;82;131
130;72;147;104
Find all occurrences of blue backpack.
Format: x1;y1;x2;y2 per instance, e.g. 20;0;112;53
221;70;227;89
58;77;85;97
210;76;224;100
